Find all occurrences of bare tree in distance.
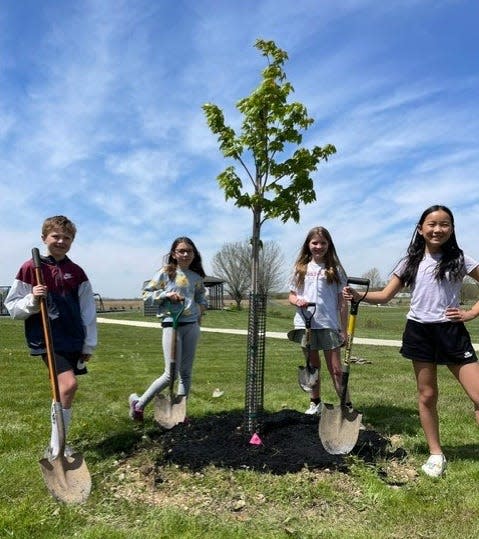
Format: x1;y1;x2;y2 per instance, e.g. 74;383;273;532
258;240;285;296
212;241;251;309
461;275;479;303
212;240;286;308
361;267;382;289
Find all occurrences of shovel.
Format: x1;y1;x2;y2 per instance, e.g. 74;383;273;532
154;300;187;429
32;248;91;504
287;303;319;392
319;277;370;455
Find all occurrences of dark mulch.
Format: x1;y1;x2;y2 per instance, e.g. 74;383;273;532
149;409;406;475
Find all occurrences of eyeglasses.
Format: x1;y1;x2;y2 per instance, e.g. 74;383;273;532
175;249;194;256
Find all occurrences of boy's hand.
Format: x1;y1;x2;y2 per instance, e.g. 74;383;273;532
32;284;47;303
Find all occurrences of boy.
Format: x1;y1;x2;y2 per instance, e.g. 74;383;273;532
5;215;97;459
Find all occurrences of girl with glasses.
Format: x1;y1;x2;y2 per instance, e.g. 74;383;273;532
129;237;207;422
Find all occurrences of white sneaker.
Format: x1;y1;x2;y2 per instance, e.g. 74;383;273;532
421;454;447;478
305;402;322;416
129;393;144;421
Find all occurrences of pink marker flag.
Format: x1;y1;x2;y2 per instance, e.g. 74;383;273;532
249;432;262;445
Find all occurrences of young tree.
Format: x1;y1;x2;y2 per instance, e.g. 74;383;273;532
203;39;335;432
203;39;335;296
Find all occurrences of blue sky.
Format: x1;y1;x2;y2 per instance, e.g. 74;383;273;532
1;0;478;298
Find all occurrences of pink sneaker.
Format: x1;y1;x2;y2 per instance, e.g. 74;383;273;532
128;393;144;421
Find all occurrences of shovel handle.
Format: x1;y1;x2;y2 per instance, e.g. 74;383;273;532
346;277;370;315
167;299;186;329
340;370;350;405
32;248;61;404
300;303;316;329
340;277;370;398
165;300;185;398
347;277;370;287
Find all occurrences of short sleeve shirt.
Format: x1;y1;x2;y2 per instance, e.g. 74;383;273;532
394;253;479;323
290;261;346;330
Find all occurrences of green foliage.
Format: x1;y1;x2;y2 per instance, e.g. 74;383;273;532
203;39;336;227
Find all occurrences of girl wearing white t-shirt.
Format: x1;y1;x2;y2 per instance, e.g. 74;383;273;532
289;226;348;415
344;205;479;478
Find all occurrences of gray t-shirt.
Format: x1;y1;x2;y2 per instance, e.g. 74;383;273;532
394;253;479;323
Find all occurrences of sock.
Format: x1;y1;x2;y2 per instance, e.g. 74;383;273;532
49;402;60;457
49;404;72;457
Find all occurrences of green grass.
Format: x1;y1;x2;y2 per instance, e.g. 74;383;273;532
101;301;479;342
2;304;479;538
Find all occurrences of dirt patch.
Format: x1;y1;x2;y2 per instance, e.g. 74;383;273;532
154;409;406;473
104;410;417;520
117;409;408;475
109;409;414;515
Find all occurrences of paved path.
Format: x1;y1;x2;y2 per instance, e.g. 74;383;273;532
97;317;403;347
97;317;479;350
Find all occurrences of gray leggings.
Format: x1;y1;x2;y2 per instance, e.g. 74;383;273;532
138;322;201;408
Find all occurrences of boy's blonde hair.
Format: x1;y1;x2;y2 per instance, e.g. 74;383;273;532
42;215;77;239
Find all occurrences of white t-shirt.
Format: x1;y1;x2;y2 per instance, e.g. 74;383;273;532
394;253;479;323
290;261;346;330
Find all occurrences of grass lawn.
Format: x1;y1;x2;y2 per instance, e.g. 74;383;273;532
1;303;479;538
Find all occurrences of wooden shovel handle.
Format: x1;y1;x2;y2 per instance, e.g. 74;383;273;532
32;248;61;403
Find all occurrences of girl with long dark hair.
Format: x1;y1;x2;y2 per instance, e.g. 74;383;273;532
345;205;479;477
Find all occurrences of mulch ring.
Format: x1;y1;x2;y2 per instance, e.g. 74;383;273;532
143;408;407;475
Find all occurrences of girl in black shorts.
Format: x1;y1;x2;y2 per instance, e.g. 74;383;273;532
344;205;479;477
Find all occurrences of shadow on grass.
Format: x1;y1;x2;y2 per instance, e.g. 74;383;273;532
92;430;141;458
361;404;420;436
432;444;478;462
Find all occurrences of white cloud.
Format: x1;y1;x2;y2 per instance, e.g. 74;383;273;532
1;0;478;297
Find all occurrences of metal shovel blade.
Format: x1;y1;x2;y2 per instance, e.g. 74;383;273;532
39;453;91;504
319;403;363;455
297;365;319;392
154;394;186;429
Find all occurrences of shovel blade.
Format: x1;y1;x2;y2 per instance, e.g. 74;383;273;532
298;365;318;392
39;453;91;504
154;394;186;429
319;403;363;455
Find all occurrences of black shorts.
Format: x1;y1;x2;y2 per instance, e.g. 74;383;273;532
400;319;478;365
40;351;88;375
